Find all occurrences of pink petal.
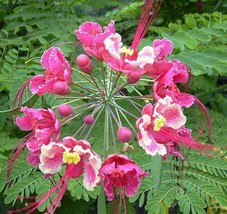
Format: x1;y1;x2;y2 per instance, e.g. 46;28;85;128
16;115;33;131
69;161;84;178
103;176;115;201
27;151;40;166
83;160;97;190
39;143;65;175
125;170;140;197
162;103;186;129
153;38;173;59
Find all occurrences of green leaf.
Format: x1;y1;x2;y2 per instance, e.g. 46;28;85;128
150;155;163;187
98;183;106;214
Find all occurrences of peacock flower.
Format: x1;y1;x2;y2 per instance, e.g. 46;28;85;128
99;154;148;201
39;136;101;190
15;107;60;165
102;33;133;73
152;59;194;108
11;137;102;214
75;20;115;59
137;96;213;158
30;47;72;96
102;33;154;83
144;39;174;78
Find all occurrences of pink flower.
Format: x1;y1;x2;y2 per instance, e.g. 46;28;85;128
102;33;149;82
75;21;115;59
102;33;132;73
144;39;174;78
39;137;101;190
12;137;101;214
137;96;212;158
30;47;71;96
99;154;148;201
152;60;194;108
16;107;60;165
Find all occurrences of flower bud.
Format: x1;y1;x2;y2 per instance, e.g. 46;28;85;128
127;71;142;84
53;82;70;95
117;127;132;142
84;115;94;125
57;104;73;117
76;54;92;74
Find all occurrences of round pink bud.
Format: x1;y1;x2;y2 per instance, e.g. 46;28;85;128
76;54;93;74
79;61;93;74
84;115;94;125
76;54;90;67
117;127;132;142
53;82;70;95
127;71;142;84
57;104;73;117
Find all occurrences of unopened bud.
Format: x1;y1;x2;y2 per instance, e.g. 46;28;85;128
76;54;92;74
127;71;142;84
117;127;132;142
57;104;73;117
53;82;70;95
84;115;94;125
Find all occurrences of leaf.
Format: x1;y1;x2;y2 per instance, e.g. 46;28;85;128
98;183;106;214
150;155;163;187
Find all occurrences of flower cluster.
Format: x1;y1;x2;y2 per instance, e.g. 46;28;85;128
9;1;213;213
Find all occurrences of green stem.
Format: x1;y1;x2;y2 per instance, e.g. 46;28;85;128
113;95;153;101
108;82;128;101
99;60;107;94
104;105;110;154
109;102;138;119
61;103;99;126
97;182;106;214
108;108;118;154
71;80;98;93
107;105;121;127
117;107;137;135
67;89;101;100
84;104;104;140
90;74;103;95
108;72;122;97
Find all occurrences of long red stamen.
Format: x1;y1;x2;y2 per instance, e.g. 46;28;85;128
131;0;163;49
12;79;31;111
194;96;213;144
161;129;213;156
7;133;33;182
8;165;74;214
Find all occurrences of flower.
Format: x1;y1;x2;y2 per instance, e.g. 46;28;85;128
152;59;194;108
137;96;212;158
75;20;115;59
39;137;101;190
102;33;153;83
16;107;60;165
30;47;71;96
12;137;101;214
99;154;148;201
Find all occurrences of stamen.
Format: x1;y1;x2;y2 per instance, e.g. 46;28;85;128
153;115;166;131
63;151;81;164
120;46;134;56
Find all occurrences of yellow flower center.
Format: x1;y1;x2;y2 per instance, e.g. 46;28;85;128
63;151;81;164
120;46;134;56
153;115;166;131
